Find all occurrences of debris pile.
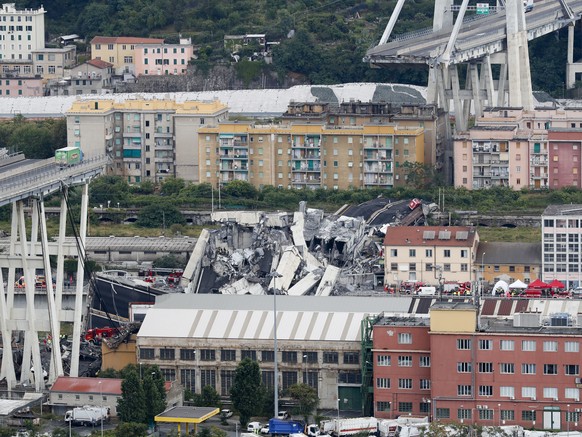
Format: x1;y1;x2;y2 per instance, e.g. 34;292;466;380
180;199;431;296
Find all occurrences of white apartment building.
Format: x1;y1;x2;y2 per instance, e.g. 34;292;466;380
0;3;45;62
541;204;582;288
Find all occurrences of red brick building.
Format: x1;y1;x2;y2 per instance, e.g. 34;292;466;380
373;302;582;431
547;129;582;189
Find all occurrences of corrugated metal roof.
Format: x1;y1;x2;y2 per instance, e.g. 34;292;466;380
50;376;122;395
138;294;413;341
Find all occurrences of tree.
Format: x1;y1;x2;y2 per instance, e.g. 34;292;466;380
117;367;146;423
152;254;188;270
114;422;149;437
136;202;186;228
143;367;167;426
99;368;120;378
160;177;186;196
230;358;265;426
89;175;130;207
192;385;222;407
287;383;319;424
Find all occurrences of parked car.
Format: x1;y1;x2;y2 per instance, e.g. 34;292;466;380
572;287;582;297
221;409;234;419
247;422;262;433
260;424;270;434
277;411;291;420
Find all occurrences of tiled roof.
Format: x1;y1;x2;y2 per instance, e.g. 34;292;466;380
50;377;122;395
383;226;477;247
90;36;164;45
477;242;541;265
86;59;113;69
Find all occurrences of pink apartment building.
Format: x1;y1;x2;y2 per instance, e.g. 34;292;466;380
0;76;43;97
134;38;194;76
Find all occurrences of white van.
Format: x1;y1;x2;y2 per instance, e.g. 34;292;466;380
418;286;436;295
247;422;262;433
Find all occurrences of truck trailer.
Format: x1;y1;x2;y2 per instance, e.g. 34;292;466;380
268;419;305;436
55;146;82;167
64;406;109;426
320;417;378;437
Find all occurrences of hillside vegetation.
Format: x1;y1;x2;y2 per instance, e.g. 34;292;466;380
17;0;575;94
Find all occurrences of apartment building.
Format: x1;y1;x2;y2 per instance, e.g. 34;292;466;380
383;226;479;287
198;121;424;190
66;98;229;183
373;302;582;431
0;75;42;96
48;59;114;96
453;107;582;189
90;36;164;76
0;3;45;62
134;38;194;76
541;204;582;288
31;46;76;80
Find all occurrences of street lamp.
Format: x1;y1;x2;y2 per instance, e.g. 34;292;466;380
303;354;308;384
269;271;283;418
498;403;501;427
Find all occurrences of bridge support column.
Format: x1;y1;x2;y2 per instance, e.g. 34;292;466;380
70;182;89;377
505;0;533;109
0;263;16;389
566;23;582;89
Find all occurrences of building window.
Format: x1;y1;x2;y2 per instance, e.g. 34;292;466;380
303;351;318;363
420;402;431;413
479;339;492;350
398;356;412;367
282;351;298;363
200;349;216;361
262;371;274;390
436;408;450;419
565;364;579;375
479;385;493;396
522;387;536;398
500;363;514;374
399;402;413;413
522;411;536;421
338;371;361;384
200;369;216;389
457;362;472;373
261;350;274;362
323;352;338;364
409;249;416;257
398;333;412;344
565;341;579;353
180;369;195;392
180;349;196;361
160;368;176;381
139;348;154;359
220;370;235;396
543;341;558;352
457;339;471;350
458;385;472;396
544;364;558;375
566;388;580;401
500;340;514;351
241;350;257;361
543;387;558;400
398;378;413;389
458;409;472;420
522;340;536;351
376;378;390;389
221;350;236;361
522;363;536;374
377;355;391;366
478;362;493;373
420;379;431;390
343;352;359;365
419;356;430;367
500;386;515;398
377;401;391;412
444;249;451;258
479;409;494;420
282;371;298;390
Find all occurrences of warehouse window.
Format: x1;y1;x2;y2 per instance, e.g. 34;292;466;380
241;350;257;361
200;369;216;390
323;352;338;364
282;351;297;363
160;348;175;360
343;352;359;365
180;349;196;361
180;369;195;392
139;348;154;359
261;350;274;362
262;371;274;390
221;350;236;361
220;370;235;396
200;349;216;361
282;371;298;390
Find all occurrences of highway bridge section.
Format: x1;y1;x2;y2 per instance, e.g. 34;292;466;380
0;152;107;392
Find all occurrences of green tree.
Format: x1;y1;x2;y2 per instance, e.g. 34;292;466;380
152;254;188;270
143;367;167;426
192;385;222;408
230;358;265;426
287;383;319;424
160;177;186;196
221;180;258;199
89;175;130;207
114;422;149;437
136;203;186;228
117;368;146;423
99;368;120;378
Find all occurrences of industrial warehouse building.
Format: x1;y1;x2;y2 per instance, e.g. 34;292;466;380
135;293;413;410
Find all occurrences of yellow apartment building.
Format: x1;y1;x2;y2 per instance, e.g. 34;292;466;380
90;36;164;75
198;122;424;189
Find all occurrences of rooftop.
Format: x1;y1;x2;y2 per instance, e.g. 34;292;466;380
543;204;582;216
383;226;477;247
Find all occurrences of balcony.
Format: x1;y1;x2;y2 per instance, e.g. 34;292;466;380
364;151;391;161
220;153;249;160
292;162;321;172
363;141;392;150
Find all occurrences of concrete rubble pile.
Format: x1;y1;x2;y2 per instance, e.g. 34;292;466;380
180;200;429;296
